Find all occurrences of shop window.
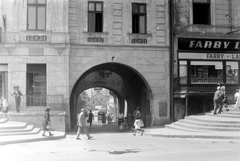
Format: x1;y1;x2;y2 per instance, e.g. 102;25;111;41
88;2;103;32
226;62;238;84
27;0;46;30
26;64;46;106
132;3;146;34
179;61;187;84
193;0;211;25
190;61;223;84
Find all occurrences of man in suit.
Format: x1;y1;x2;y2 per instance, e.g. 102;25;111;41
213;86;221;115
76;108;93;140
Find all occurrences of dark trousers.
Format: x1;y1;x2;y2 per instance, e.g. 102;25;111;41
213;100;221;114
15;97;21;112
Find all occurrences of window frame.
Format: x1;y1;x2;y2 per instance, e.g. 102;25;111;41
27;0;46;31
88;1;103;33
192;0;211;25
178;59;240;86
132;3;147;34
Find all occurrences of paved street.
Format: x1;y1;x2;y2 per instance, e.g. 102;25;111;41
0;131;240;161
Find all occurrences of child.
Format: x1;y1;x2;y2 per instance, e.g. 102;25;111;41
1;97;11;120
133;119;144;136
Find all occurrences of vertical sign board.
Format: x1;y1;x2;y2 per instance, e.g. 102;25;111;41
159;102;167;117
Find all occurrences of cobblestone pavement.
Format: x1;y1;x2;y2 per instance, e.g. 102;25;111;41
1;132;240;161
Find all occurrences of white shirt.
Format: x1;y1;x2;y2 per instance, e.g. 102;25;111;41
2;99;8;107
234;92;239;99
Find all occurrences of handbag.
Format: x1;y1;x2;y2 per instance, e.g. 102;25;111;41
87;119;90;123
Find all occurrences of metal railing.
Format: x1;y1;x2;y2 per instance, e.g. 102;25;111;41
10;95;64;113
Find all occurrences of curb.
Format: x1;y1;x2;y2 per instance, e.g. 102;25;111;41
0;133;66;145
143;132;240;140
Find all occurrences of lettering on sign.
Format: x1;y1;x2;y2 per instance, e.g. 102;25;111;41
87;37;104;42
178;38;240;52
26;35;47;41
206;53;240;60
131;39;147;44
179;52;240;60
189;41;239;49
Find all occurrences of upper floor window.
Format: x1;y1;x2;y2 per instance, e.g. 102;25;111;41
88;2;103;32
193;0;211;25
132;3;146;34
27;0;46;30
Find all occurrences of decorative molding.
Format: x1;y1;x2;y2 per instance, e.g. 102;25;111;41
26;35;47;41
131;38;147;44
87;37;104;43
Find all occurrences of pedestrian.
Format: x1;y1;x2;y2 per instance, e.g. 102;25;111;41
88;110;94;127
133;107;144;136
213;86;221;115
42;107;54;136
127;110;133;128
234;89;240;110
220;86;228;112
234;89;239;103
76;108;93;140
11;86;22;113
118;111;124;127
1;96;11;120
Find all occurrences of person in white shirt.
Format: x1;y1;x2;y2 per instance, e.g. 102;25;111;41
234;89;239;102
1;97;11;120
234;89;240;110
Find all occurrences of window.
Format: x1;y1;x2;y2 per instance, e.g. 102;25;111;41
88;2;103;32
26;64;46;106
27;0;46;30
132;3;146;34
226;62;238;84
193;0;211;25
190;61;223;84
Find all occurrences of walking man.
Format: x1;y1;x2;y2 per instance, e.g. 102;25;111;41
76;108;93;140
213;86;221;115
12;86;22;113
88;110;94;127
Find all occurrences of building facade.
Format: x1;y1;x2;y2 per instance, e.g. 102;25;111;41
68;0;171;129
0;0;170;131
173;0;240;121
0;0;69;130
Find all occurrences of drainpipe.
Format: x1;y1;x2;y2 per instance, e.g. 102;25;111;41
169;0;174;122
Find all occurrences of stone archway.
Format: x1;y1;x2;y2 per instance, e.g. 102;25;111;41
70;63;152;129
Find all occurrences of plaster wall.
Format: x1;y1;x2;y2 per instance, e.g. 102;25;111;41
69;46;171;126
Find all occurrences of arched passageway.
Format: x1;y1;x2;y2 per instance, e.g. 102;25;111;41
70;63;152;130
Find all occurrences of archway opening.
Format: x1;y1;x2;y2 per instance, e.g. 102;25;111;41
70;63;152;131
76;87;130;132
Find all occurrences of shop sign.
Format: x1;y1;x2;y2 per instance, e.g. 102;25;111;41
26;35;47;41
179;52;240;60
178;38;240;52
